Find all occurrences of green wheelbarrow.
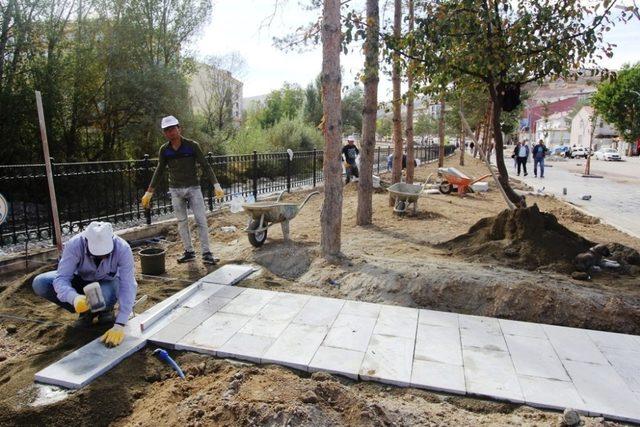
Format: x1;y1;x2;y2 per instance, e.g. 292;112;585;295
242;191;319;247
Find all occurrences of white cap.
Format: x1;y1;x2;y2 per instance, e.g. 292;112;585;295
161;115;179;129
347;135;355;141
83;222;114;256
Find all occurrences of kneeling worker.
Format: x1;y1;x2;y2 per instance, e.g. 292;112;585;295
32;221;137;347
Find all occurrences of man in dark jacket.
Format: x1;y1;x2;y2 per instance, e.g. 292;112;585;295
532;139;548;178
341;136;360;183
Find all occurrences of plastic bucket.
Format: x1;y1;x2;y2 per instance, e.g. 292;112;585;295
139;248;166;275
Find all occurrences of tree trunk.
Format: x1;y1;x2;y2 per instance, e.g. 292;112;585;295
390;0;403;206
320;0;343;258
488;84;523;207
356;0;379;226
438;96;445;167
459;97;465;166
404;0;415;184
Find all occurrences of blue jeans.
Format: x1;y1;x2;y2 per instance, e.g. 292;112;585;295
32;271;119;313
534;158;545;177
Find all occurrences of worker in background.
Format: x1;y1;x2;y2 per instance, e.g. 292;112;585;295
141;116;224;265
32;221;137;348
341;135;360;184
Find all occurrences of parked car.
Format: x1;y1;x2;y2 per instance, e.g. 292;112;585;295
550;146;571;157
569;146;589;159
594;147;622;161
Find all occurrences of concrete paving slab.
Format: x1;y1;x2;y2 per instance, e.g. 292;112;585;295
411;359;465;395
200;264;257;285
213;285;246;299
418;309;459;328
463;347;524;403
341;300;381;319
499;319;546;339
360;334;415;387
293;296;344;327
308;346;365;379
587;329;640;352
323;313;377;352
518;376;587;412
255;300;304;322
414;324;462;366
219;288;274;317
563;359;640;423
373;306;418;339
176;312;252;354
268;292;311;310
238;316;292;339
216;333;275;363
182;283;224;308
459;315;501;335
505;335;569;381
543;325;609;365
262;323;328;371
460;328;508;352
599;347;640;393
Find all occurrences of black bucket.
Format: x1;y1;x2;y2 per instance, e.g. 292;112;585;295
139;248;166;275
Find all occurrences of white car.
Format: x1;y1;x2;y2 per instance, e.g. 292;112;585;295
570;147;589;159
594;148;622;161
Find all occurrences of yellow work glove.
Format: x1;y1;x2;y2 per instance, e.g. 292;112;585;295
141;191;153;209
343;161;349;169
73;295;90;314
100;324;125;348
214;183;224;199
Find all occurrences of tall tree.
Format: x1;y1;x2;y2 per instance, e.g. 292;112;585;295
394;0;630;206
592;62;640;156
390;0;403;205
438;95;445;167
356;0;379;226
320;0;343;258
405;0;416;183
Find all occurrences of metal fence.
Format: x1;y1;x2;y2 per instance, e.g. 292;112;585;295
0;144;453;247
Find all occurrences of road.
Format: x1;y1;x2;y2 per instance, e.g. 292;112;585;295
507;154;640;238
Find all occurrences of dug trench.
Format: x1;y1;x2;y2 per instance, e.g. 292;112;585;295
1;155;638;425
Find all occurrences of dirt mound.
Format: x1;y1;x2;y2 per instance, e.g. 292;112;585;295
550;206;600;225
439;205;593;272
250;242;313;279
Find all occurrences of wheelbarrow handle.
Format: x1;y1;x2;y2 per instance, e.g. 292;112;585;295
298;191;320;211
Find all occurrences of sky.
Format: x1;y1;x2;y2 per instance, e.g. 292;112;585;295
191;0;640;100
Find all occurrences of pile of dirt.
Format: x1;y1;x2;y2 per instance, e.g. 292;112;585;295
550;206;601;225
438;204;593;272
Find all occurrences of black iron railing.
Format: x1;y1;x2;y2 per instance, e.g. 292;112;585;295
0;144;453;247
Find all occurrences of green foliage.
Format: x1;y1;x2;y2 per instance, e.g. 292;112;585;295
256;83;306;128
592;63;640;142
303;76;323;127
266;117;324;151
341;85;364;135
414;112;438;137
377;117;393;139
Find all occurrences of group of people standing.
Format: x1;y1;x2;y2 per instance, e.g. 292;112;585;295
512;139;548;178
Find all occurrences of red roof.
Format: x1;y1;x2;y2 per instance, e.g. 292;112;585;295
523;97;579;133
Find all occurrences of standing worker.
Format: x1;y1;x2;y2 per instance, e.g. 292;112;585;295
532;139;548;178
141;116;223;265
32;221;137;348
512;140;530;176
342;136;360;183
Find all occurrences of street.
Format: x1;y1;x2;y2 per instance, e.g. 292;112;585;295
509;154;640;238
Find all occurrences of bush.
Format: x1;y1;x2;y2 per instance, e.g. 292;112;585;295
266;117;324;151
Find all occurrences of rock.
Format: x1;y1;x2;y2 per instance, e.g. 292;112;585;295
571;271;590;281
5;324;17;334
300;391;318;404
562;408;581;426
504;247;519;258
0;355;6;362
311;372;332;382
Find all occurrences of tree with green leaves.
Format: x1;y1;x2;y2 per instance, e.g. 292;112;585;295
592;62;640;156
257;83;305;128
393;0;631;206
341;85;364;136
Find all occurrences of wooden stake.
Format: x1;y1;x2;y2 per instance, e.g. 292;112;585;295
35;91;63;256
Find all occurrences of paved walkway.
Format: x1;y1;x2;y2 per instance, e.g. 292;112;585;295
36;267;640;423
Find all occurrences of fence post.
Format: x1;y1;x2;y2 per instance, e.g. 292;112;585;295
286;153;292;193
143;154;151;225
312;149;317;187
206;152;214;210
252;151;258;200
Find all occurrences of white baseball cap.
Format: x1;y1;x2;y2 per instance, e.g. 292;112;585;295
161;115;179;129
83;221;114;256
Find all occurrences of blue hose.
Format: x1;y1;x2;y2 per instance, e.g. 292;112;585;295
153;348;185;379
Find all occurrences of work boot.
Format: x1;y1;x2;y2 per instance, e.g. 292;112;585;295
74;312;96;328
97;310;115;325
177;251;196;263
202;252;219;265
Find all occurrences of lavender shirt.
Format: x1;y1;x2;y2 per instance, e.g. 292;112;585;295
53;234;137;325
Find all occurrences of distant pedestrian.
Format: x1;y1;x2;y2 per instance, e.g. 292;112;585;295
532;139;548;178
342;136;360;183
512;140;530;176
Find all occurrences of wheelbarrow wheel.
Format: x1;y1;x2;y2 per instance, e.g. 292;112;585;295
394;200;406;215
248;220;267;247
439;180;453;194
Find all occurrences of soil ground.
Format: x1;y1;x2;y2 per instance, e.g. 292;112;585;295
1;154;638;426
